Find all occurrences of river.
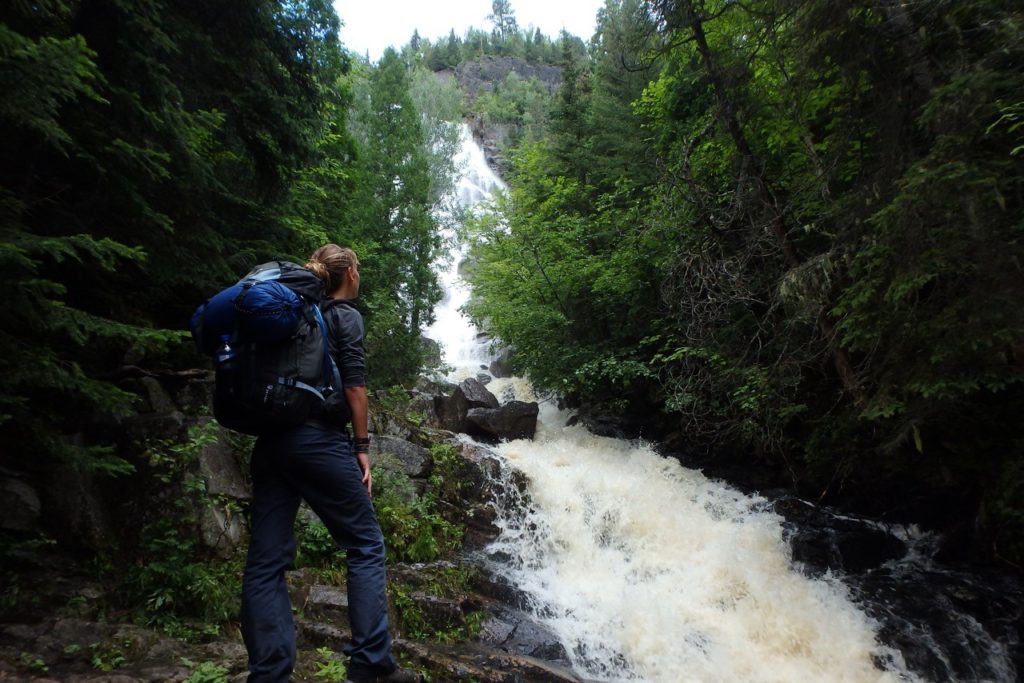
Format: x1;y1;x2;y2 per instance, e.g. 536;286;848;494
424;124;1019;683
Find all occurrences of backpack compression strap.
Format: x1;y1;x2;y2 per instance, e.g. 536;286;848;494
312;304;343;391
262;303;338;402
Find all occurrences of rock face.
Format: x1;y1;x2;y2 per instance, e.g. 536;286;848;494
452;442;506;548
488;347;515;378
773;496;908;574
466;401;540;443
372;435;433;479
0;473;41;532
451;56;561;172
454;56;562;100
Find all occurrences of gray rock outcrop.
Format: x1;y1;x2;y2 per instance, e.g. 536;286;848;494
466;401;540;442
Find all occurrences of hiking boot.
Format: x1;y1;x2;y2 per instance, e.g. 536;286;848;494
345;665;420;683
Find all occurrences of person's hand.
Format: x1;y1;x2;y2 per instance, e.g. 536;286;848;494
356;451;372;496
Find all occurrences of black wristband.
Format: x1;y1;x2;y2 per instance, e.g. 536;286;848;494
354;436;370;454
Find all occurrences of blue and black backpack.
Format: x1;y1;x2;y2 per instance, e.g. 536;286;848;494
190;261;344;436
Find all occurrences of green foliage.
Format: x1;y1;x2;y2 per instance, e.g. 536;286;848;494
312;647;347;682
405;22;566;69
344;48;457;385
374;468;462;564
473;72;551;144
182;658;229;683
389;564;484;643
463;0;1024;562
17;651;47;673
295;515;341;571
0;0;348;472
89;640;129;672
121;421;243;634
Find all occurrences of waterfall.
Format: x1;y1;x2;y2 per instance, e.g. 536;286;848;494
482;404;913;682
426;124;1016;683
425;123;505;381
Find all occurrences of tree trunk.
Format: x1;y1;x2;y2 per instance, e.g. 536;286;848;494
683;2;866;407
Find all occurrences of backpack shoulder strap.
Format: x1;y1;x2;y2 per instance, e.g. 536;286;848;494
312;303;343;391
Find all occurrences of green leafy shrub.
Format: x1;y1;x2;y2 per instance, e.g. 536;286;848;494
119;421;244;636
374;468;462;564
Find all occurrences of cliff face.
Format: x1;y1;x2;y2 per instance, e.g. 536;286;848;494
445;55;562;174
450;55;562;99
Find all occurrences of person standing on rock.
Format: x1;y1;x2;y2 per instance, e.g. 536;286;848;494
240;244;417;683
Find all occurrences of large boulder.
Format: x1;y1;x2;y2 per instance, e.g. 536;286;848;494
431;378;501;433
465;401;539;443
434;387;470;433
460;377;499;409
371;436;433;479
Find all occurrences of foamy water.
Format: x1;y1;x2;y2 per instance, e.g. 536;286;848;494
483;404;914;682
430;128;918;683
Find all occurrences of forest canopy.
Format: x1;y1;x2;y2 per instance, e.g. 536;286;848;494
1;0;1022;566
0;0;457;470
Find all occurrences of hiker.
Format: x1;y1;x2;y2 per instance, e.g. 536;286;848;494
240;244;416;683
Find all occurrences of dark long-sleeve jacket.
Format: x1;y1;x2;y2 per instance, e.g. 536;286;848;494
321;298;365;388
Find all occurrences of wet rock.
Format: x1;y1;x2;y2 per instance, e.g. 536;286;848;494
488;347;516;379
479;607;570;663
570;408;633;439
472;571;533;612
399;639;582;682
466;401;539;442
476;372;493;385
434;387;470;433
854;565;1024;682
461;377;499;409
773;497;907;574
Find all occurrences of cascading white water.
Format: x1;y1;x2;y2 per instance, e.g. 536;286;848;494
424;124;505;381
429;125;918;683
485;400;916;683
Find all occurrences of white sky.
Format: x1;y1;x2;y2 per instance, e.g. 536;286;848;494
332;0;607;62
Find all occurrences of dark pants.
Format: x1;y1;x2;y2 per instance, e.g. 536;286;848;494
241;423;396;682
